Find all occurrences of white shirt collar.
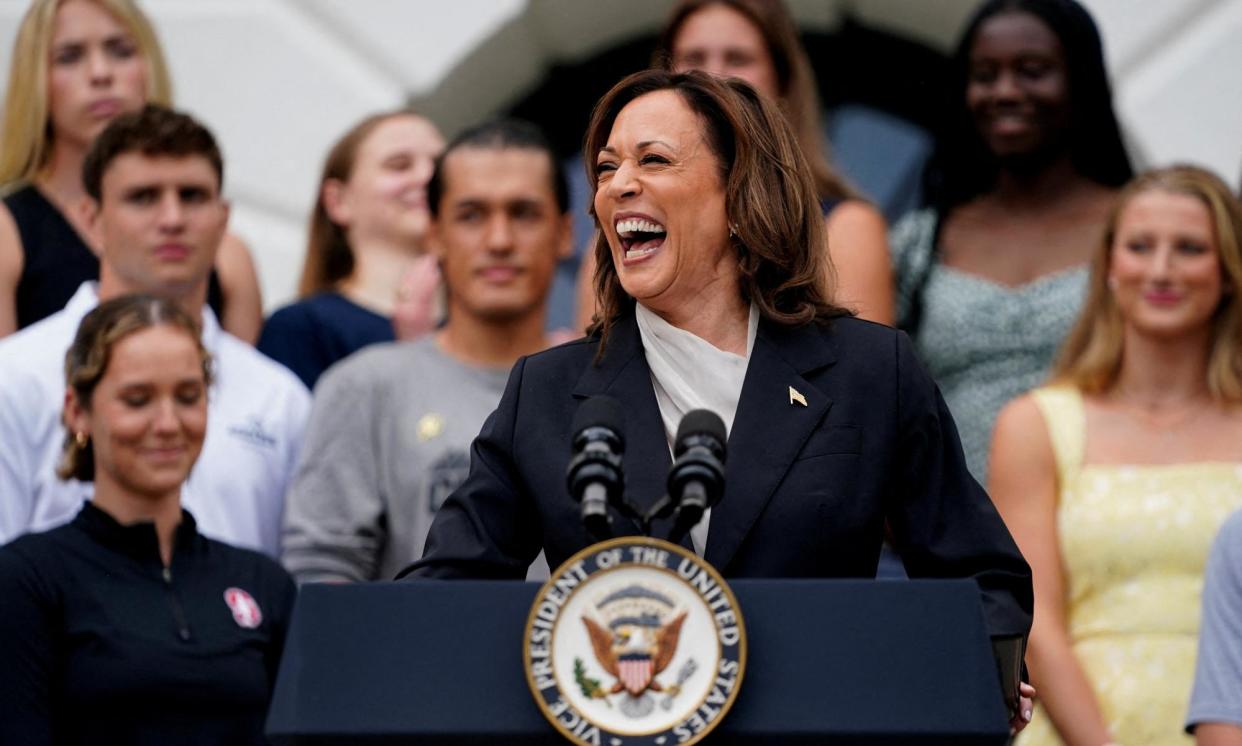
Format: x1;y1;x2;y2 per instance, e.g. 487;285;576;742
634;302;758;445
634;302;758;556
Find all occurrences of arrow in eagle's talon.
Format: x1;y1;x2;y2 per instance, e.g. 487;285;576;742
661;659;698;710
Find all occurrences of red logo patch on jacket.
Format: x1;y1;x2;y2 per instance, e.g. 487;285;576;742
223;587;263;629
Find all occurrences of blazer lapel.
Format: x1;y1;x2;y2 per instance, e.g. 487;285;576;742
705;320;838;570
573;313;672;536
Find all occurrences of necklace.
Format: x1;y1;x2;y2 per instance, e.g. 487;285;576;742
1109;388;1215;431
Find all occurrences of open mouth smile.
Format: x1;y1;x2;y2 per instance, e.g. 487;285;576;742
616;217;667;260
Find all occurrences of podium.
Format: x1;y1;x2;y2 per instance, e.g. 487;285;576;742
267;579;1010;744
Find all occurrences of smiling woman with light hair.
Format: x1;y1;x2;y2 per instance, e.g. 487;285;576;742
990;165;1242;746
0;293;295;744
257;109;445;389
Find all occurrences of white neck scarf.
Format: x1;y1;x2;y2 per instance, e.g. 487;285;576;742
634;302;758;555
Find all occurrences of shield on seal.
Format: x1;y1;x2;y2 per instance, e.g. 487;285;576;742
618;654;654;695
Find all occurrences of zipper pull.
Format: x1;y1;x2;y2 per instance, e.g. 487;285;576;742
161;566;192;641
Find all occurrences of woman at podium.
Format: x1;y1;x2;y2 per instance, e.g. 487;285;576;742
403;70;1033;717
0;296;295;745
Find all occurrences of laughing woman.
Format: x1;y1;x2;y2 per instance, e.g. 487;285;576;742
0;295;295;745
403;68;1035;732
576;0;893;330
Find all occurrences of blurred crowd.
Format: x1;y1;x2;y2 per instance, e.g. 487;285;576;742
1;1;1240;744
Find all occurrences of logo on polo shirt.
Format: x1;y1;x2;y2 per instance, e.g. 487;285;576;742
224;587;263;629
227;417;277;450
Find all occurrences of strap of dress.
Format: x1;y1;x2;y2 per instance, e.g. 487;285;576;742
1029;385;1086;485
889;208;938;329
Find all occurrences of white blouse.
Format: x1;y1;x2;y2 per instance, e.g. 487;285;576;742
634;302;759;555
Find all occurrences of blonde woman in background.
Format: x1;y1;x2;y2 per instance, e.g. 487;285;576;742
0;0;263;341
257;110;444;389
990;165;1242;746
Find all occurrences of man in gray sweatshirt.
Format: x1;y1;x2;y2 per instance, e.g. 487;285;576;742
281;119;571;582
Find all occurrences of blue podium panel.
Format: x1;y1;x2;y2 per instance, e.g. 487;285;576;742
267;580;1009;745
716;580;1008;745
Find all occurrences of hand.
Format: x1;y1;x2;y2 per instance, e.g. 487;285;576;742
1009;682;1036;735
392;255;441;341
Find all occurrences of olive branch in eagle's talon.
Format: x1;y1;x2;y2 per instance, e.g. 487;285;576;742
574;657;612;707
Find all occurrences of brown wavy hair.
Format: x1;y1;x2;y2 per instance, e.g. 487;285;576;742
584;69;848;349
655;0;854;201
297;110;427;297
58;295;212;481
1052;165;1242;401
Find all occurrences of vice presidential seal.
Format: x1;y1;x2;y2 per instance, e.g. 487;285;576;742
524;537;746;745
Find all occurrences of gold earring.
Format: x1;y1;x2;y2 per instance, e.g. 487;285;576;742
74;432;88;449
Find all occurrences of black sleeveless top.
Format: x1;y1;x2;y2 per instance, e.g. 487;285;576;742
5;185;225;329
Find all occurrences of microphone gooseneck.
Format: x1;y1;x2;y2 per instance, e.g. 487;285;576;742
566;397;626;540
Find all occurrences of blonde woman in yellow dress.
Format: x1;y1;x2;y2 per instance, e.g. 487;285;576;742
990;165;1242;746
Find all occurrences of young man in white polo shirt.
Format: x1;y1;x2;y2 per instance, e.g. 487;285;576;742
0;105;308;556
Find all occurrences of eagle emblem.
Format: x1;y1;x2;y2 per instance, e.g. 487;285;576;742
579;584;689;711
523;537;746;744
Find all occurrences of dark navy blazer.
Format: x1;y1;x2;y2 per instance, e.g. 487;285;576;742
403;310;1032;639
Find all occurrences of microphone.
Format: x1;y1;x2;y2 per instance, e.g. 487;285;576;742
567;396;626;540
667;409;727;542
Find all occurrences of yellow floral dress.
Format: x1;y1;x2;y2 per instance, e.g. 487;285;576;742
1017;386;1242;746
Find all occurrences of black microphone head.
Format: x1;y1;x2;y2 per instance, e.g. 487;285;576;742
674;409;726;453
667;410;728;543
572;396;626;449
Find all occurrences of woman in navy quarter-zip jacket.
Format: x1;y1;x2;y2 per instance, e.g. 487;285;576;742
0;295;295;746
